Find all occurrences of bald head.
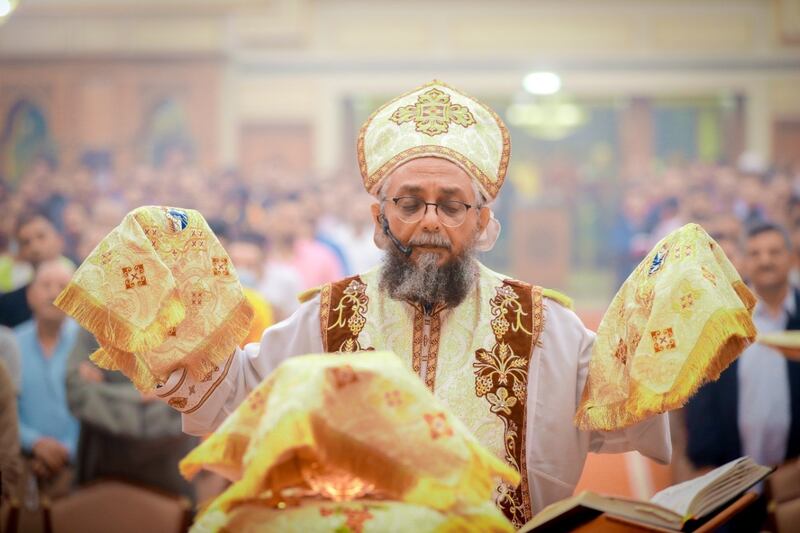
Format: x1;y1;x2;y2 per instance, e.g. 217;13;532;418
28;259;75;322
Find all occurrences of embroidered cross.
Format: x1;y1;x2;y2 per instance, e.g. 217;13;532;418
384;390;403;407
390;88;476;136
651;327;677;353
190;291;203;306
212;257;229;276
680;293;695;310
122;264;147;289
423;412;453;440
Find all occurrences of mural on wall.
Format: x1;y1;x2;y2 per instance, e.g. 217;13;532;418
0;99;56;188
142;97;195;168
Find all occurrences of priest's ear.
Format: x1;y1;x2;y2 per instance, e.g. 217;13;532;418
370;202;389;250
478;205;490;232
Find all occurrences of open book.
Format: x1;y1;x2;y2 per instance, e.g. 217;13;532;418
521;457;773;532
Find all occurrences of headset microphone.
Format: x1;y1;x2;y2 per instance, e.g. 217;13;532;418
380;215;413;257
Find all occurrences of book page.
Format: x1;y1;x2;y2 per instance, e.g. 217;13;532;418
649;457;745;517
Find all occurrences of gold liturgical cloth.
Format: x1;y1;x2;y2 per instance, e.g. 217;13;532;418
575;223;756;431
181;351;518;532
54;206;253;390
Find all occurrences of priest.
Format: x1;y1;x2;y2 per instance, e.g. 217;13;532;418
154;81;673;528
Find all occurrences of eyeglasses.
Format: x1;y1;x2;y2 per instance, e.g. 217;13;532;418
390;196;474;227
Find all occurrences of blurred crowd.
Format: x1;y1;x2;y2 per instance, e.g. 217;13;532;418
1;149;800;530
611;160;800;288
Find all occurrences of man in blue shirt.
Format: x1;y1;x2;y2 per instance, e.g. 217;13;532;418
15;258;78;498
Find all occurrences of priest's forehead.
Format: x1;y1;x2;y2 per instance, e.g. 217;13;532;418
385;157;476;200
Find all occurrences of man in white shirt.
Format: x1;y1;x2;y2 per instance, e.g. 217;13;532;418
687;221;800;469
685;221;800;532
157;81;671;527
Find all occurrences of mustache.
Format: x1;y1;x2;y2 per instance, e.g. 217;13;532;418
408;232;452;250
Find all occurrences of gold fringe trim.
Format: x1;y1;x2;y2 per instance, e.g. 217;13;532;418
574;306;756;431
733;279;757;311
86;297;253;392
181;297;254;384
90;346;161;392
54;282;185;353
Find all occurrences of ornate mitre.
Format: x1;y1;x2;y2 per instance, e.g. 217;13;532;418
357;80;510;201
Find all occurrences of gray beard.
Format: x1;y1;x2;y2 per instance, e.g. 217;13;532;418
379;244;479;309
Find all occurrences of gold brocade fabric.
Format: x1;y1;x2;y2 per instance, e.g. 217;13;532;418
54;206;253;391
357;81;510;200
317;264;545;528
179;352;518;532
575;223;757;431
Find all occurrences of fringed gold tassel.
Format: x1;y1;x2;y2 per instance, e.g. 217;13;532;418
90;346;161;392
55;283;186;353
575;306;756;431
181;297;254;383
88;347;120;371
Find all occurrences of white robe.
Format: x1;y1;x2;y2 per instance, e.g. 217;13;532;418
160;292;671;513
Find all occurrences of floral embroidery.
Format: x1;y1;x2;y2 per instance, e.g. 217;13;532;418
490;285;532;339
473;281;542;528
651;327;677;353
474;342;528;400
327;279;370;352
389;88;476;137
486;387;517;415
423;412;453;440
121;264;147;289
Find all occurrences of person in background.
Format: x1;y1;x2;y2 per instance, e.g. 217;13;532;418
65;328;197;501
0;210;68;328
15;259;79;521
685;222;800;531
226;233;274;346
0;325;21;394
0;359;21;516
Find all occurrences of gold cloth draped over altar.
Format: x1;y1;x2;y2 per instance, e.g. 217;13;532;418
181;351;518;532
